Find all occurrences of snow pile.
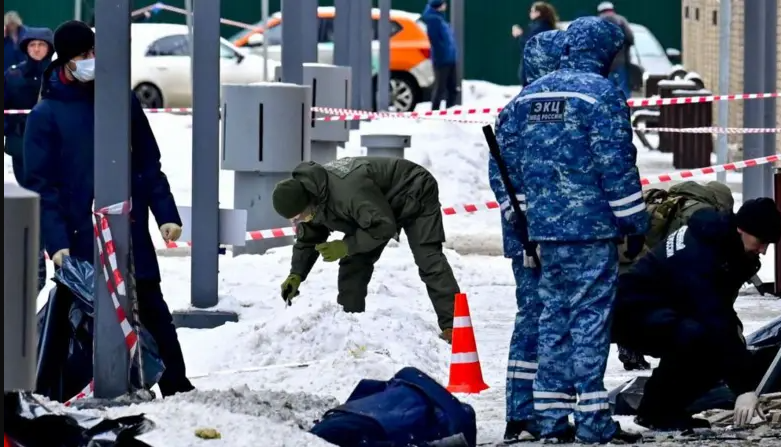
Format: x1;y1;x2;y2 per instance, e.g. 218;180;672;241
4;80;780;446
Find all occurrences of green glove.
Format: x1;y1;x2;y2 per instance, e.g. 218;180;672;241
315;240;349;262
280;274;302;304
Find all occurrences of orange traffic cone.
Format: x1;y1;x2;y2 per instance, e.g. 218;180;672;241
446;293;489;394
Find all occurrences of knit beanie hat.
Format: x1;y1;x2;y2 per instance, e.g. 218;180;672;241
52;20;94;67
272;179;312;219
736;198;781;244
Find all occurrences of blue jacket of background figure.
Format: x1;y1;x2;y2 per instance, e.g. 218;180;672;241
421;1;458;67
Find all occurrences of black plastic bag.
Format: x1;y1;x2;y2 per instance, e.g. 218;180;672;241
35;257;165;403
4;391;155;446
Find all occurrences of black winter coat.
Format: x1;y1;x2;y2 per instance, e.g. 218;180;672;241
616;208;760;395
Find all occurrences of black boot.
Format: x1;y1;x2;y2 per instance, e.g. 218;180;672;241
609;423;643;444
618;346;651;371
503;420;539;444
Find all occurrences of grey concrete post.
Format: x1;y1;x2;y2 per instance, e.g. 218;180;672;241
172;0;238;330
356;0;373;112
377;0;392;111
4;184;40;392
715;0;731;184
280;0;318;84
94;0;133;399
333;0;352;68
762;0;777;198
742;0;766;201
305;63;352;164
449;0;465;106
361;134;411;158
222;84;311;256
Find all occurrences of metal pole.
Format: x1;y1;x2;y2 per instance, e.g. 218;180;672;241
281;0;304;84
185;0;194;88
742;0;766;201
762;0;777;198
261;0;269;80
190;0;221;310
377;0;391;111
449;0;465;106
94;0;132;399
357;0;373;112
74;0;82;20
333;0;352;68
715;0;731;184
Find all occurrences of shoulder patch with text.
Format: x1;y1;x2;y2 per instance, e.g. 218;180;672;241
528;99;566;123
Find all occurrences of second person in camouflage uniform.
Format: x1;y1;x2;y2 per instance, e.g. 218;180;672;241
271;157;460;342
491;29;566;443
503;16;648;443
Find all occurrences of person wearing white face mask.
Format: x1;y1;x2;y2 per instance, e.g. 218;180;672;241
23;20;195;400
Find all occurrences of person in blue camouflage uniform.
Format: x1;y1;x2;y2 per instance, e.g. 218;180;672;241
490;29;567;444
502;16;649;443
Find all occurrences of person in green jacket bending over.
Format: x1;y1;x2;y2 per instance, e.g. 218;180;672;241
272;157;460;343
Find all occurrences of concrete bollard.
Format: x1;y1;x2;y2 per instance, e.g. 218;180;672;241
361;134;411;159
221;82;312;255
4;183;40;392
304;63;353;164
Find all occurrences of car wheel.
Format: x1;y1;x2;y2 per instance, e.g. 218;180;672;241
389;73;421;113
133;83;164;109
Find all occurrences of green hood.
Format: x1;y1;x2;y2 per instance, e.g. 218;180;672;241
668;181;734;211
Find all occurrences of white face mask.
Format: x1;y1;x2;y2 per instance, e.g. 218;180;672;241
70;58;95;82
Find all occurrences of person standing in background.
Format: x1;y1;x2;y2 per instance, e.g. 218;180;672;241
511;2;559;85
4;11;27;71
597;2;634;98
4;26;55;294
421;0;459;110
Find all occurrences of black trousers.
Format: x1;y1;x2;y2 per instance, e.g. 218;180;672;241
431;64;458;111
135;279;194;396
612;306;722;423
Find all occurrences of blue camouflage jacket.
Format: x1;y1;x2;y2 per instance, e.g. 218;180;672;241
498;17;648;242
490;30;565;257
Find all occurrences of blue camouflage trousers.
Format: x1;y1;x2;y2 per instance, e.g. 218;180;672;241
534;240;618;443
505;256;543;422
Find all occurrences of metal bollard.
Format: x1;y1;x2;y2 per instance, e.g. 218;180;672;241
361;134;411;158
656;79;697;153
4;184;40;392
671;89;713;169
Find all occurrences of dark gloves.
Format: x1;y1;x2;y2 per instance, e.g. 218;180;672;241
622;234;646;261
280;273;302;305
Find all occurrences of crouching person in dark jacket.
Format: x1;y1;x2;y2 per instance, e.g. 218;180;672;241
23;21;194;397
613;198;781;431
4;26;54;294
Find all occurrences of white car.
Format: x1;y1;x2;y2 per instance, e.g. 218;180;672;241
129;23;279;108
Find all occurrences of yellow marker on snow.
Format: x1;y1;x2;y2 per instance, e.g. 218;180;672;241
194;428;222;439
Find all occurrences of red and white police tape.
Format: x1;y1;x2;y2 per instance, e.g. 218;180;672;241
159;153;780;249
310;92;780;122
4;91;778;116
63;199;139;407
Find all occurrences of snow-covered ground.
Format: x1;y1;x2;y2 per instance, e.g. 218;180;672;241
4;80;780;446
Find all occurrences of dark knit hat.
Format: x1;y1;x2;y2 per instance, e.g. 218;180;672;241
736;198;781;244
52;20;94;65
272;179;312;219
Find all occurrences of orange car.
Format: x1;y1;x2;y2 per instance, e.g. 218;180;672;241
230;6;435;112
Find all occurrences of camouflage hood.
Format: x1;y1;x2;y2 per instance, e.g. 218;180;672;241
668;181;734;211
560;16;624;76
522;29;565;86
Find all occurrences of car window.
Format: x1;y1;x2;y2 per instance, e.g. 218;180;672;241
265;23;283;46
219;42;236;58
632;30;666;58
318;17;402;43
146;34;189;56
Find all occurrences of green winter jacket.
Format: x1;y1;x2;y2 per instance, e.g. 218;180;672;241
619;181;734;271
290;157;440;279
